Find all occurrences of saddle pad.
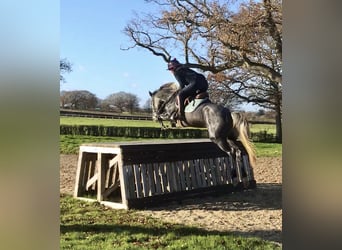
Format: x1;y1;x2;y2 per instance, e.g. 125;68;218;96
185;98;209;113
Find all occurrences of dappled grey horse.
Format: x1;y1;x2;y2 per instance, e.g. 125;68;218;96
149;82;256;169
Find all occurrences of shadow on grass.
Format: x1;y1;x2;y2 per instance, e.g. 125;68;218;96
60;223;281;244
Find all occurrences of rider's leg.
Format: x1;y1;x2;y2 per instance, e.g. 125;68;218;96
177;93;186;119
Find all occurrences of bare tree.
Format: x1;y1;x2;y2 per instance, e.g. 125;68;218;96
60;90;98;110
142;98;152;113
207;80;243;110
103;92;140;113
123;0;282;141
60;58;72;83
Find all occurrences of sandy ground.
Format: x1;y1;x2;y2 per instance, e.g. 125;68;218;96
60;155;282;245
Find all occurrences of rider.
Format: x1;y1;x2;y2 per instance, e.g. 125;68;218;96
167;58;209;120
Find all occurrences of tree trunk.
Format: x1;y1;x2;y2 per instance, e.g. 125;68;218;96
275;103;282;143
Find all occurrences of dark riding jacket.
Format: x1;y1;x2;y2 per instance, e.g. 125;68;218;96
173;66;208;99
173;66;209;117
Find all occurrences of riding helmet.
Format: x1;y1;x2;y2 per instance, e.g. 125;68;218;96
167;58;181;70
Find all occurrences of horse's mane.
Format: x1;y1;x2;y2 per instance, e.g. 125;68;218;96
152;82;179;100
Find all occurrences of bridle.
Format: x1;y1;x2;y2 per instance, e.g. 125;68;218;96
153;91;178;129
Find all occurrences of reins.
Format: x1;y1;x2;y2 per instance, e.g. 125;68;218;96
156;90;179;117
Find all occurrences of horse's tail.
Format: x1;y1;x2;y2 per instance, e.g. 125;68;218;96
231;112;257;169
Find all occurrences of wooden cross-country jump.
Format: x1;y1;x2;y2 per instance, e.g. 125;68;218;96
74;139;256;209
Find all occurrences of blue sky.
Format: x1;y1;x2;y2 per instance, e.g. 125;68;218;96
61;0;175;107
60;0;257;111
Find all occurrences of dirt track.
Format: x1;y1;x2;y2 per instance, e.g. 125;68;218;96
60;155;282;245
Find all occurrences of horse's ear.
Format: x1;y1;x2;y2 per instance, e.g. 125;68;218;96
149;91;153;97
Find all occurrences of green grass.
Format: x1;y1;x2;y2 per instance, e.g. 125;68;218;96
249;123;276;135
60;117;162;127
60;194;280;250
254;142;282;157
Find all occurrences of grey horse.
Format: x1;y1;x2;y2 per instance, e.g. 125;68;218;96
149;82;256;169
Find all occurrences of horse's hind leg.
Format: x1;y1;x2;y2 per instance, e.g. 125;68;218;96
211;137;233;154
211;137;245;181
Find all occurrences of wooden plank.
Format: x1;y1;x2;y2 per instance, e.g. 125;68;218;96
172;162;179;191
227;154;234;184
178;161;186;191
109;155;120;168
218;157;226;184
197;159;206;187
79;145;121;154
86;173;98;190
104;154;116;188
209;158;217;186
203;159;212;187
140;164;150;197
118;151;129;205
125;165;136;199
213;158;221;185
188;160;198;189
159;163;168;193
217;157;224;185
81;154;91;190
183;161;191;190
74;151;86;197
192;159;200;187
87;155;97;191
153;163;162;195
235;152;243;182
97;153;106;201
222;157;228;184
90;155;98;190
133;164;143;198
147;163;156;195
105;158;117;191
166;162;175;192
242;155;251;180
102;178;120;198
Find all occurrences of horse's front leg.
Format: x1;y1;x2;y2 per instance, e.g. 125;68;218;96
158;118;167;130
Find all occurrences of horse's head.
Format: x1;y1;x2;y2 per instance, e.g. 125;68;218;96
149;82;179;121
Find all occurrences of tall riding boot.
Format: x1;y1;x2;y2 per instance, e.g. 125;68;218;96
177;95;185;120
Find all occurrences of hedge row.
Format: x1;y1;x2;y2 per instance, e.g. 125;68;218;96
60;125;208;139
60;125;277;142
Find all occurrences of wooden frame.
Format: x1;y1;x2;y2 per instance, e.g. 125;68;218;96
74;139;256;209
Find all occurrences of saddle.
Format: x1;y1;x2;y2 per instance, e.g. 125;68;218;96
184;90;210;113
184;90;209;104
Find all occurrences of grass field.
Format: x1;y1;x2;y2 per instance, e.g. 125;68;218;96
60;117;162;127
60;194;280;250
249;123;276;134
